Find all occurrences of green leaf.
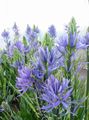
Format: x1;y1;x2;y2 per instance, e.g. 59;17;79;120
8;82;39;119
42;33;54;50
23;36;27;46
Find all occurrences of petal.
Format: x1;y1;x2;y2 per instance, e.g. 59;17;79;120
62;101;69;109
63;89;73;100
41;104;53;112
52;100;60;108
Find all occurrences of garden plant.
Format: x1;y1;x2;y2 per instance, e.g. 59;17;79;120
0;18;89;120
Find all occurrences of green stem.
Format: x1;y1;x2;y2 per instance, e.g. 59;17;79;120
74;75;77;99
67;52;74;120
25;54;27;64
8;82;39;118
85;47;89;120
3;112;10;120
3;78;6;98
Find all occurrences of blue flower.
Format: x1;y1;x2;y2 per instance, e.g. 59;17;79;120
76;35;88;49
57;32;77;51
1;30;9;39
32;60;45;80
16;66;34;93
12;23;19;36
24;46;30;54
57;32;87;55
26;24;31;35
7;43;14;57
41;75;72;112
39;47;48;63
33;47;61;80
82;32;89;47
85;32;89;45
25;25;40;51
12;60;24;69
26;25;38;41
0;107;4;112
33;26;40;33
30;31;37;40
15;41;30;53
15;41;24;52
7;41;30;59
48;25;56;38
69;32;77;48
39;47;60;68
56;33;68;54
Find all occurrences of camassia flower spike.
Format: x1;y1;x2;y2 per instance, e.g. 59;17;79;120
41;75;73;112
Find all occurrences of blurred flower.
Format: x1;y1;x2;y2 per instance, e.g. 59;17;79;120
15;41;24;52
39;47;48;63
1;29;9;40
76;36;88;49
33;26;40;33
26;24;31;35
56;32;87;55
7;43;14;57
12;60;24;69
16;66;34;93
48;25;56;38
30;31;37;40
41;75;72;112
56;33;68;54
12;23;19;36
33;47;61;80
24;46;30;54
85;32;89;45
7;41;30;59
25;25;40;51
0;107;4;112
39;47;61;69
80;32;89;48
26;25;38;41
69;32;77;48
57;32;77;50
32;60;45;80
15;41;30;54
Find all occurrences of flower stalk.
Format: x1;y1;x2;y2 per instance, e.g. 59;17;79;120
67;50;74;120
85;46;89;120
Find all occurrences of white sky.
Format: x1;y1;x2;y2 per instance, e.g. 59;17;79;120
0;0;89;40
0;0;89;32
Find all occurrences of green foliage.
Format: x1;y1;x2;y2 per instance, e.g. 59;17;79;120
68;17;77;34
42;33;54;50
23;36;28;46
0;18;88;120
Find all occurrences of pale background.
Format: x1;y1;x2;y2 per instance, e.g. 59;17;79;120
0;0;89;48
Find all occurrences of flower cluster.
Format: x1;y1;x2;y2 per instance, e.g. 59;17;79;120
33;47;62;80
12;23;19;36
16;66;34;93
26;25;39;41
41;75;72;112
48;25;56;38
0;20;88;120
1;30;9;40
56;32;87;55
